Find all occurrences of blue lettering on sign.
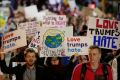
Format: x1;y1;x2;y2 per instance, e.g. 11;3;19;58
112;37;118;48
68;48;80;52
3;43;16;49
93;36;118;49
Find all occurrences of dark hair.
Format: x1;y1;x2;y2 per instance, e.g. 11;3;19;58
46;57;61;66
24;48;37;57
89;45;101;54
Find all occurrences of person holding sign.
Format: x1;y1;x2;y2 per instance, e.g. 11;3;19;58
0;48;47;80
71;45;113;80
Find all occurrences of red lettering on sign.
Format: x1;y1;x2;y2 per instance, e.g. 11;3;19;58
96;19;118;29
67;37;80;42
3;33;14;40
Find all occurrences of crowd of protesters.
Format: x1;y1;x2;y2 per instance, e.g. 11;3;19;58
0;0;120;80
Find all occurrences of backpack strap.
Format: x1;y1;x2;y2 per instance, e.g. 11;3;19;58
80;63;87;80
102;63;108;80
117;55;120;80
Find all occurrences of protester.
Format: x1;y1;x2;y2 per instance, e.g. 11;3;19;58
112;49;120;80
45;56;76;80
45;57;66;80
0;48;47;80
71;45;113;80
8;47;26;80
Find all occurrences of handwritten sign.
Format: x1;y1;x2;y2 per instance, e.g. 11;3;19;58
18;21;42;37
38;26;73;57
28;31;41;52
2;29;27;52
87;17;120;49
42;15;67;27
65;36;92;56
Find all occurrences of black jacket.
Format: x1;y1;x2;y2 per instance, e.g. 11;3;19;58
0;60;47;80
117;56;120;80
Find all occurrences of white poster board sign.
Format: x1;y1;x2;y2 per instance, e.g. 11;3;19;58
18;21;42;37
42;15;67;27
2;29;27;52
87;17;120;50
66;36;92;56
39;26;73;57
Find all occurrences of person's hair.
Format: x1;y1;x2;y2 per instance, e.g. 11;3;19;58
46;57;61;66
89;45;101;54
24;48;37;57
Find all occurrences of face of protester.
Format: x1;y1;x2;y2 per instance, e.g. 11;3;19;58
25;52;36;66
51;57;60;66
88;48;101;64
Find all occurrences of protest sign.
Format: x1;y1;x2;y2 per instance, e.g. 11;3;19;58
2;29;27;52
18;21;42;37
38;26;73;57
24;5;38;19
42;15;67;27
65;36;92;56
87;17;120;50
28;31;41;52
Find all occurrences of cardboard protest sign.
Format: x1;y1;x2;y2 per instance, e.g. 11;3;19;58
24;5;38;19
42;15;67;27
38;26;73;57
2;29;27;52
65;36;92;56
87;17;120;50
18;21;42;37
28;31;41;52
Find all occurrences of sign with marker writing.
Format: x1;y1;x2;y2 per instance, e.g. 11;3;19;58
18;21;42;37
65;36;92;56
38;26;73;57
42;15;67;27
28;31;41;52
2;29;27;52
87;17;120;49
